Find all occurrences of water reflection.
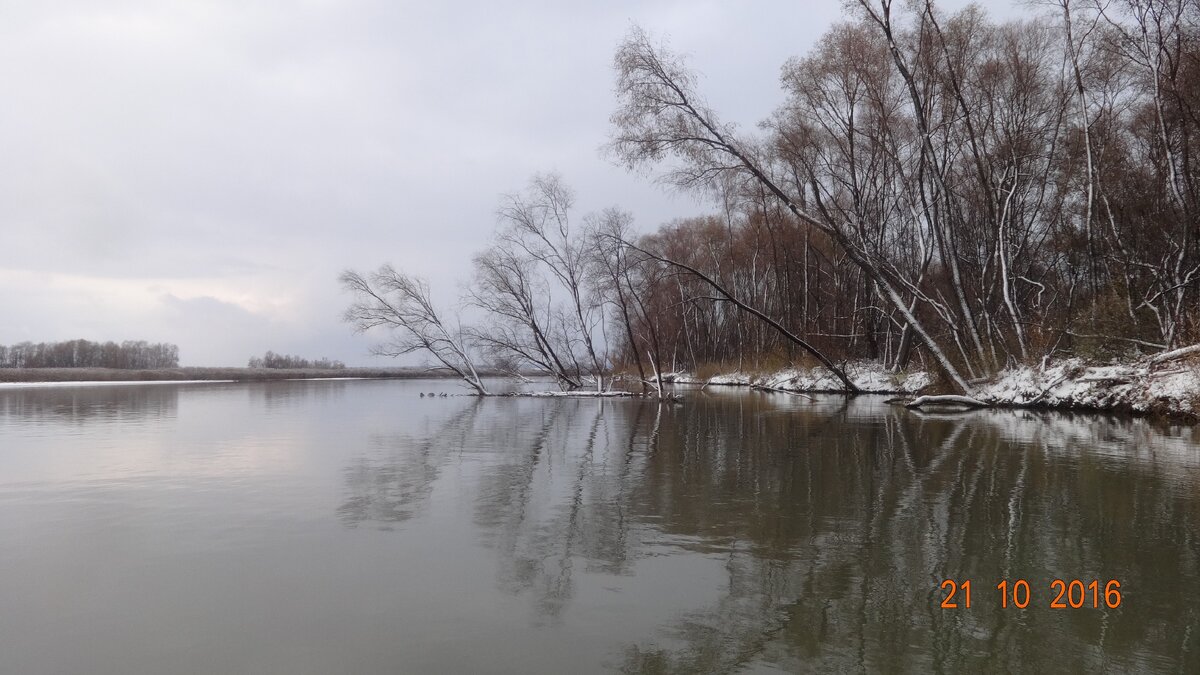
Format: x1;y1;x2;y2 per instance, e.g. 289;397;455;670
2;380;1197;673
0;384;179;426
626;398;1200;673
251;380;348;410
340;392;1200;673
472;400;657;621
338;399;484;528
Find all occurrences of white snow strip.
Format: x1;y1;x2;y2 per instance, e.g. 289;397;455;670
701;361;932;394
505;390;658;398
673;356;1198;417
977;357;1199;417
0;380;236;389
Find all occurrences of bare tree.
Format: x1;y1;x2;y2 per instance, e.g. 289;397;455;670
497;174;610;390
588;208;652;392
467;244;583;390
608;25;974;392
341;266;489;395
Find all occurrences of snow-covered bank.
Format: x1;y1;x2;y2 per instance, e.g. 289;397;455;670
497;390;675;399
974;358;1199;418
661;356;1200;420
660;361;933;394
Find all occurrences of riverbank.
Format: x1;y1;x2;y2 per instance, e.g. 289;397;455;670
0;366;490;383
660;361;933;394
662;356;1200;420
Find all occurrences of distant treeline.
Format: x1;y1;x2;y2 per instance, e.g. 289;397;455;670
0;339;180;369
248;351;346;369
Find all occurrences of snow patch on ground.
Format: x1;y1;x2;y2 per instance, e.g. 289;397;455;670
675;361;932;394
658;371;703;384
977;358;1199;417
662;356;1198;418
505;390;656;398
708;372;754;386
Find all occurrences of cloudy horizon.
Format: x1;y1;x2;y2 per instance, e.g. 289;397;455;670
0;0;1017;367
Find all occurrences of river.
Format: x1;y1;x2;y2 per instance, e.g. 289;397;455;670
0;379;1197;673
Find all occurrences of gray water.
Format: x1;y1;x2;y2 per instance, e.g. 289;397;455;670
0;379;1198;674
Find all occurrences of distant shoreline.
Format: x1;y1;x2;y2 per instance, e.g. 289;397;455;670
0;366;494;383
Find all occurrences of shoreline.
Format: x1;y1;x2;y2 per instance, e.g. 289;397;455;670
0;366;503;384
3;362;1195;422
660;358;1200;422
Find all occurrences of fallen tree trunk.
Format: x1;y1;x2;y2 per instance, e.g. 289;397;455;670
750;383;815;400
1149;343;1200;366
905;395;988;409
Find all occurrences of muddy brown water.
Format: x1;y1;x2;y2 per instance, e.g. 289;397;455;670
0;379;1197;673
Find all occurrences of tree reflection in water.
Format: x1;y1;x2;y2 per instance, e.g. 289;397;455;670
338;391;1200;673
338;399;485;528
471;399;661;622
0;384;180;425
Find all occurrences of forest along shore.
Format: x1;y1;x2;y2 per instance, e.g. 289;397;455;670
662;356;1200;421
0;367;502;384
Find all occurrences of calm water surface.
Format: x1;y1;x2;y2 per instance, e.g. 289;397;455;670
0;379;1198;673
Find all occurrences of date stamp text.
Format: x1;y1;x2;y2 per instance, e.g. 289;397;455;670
938;579;1122;609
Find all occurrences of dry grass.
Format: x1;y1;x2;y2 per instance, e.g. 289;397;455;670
0;367;492;383
693;361;740;380
691;350;816;381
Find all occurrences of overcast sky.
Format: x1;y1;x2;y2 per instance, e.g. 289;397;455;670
0;0;1022;366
